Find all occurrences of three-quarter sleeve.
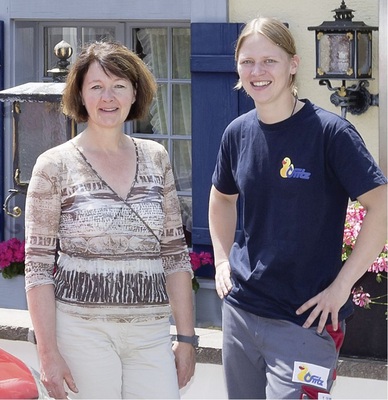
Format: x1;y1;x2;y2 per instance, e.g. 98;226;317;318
24;152;62;291
159;148;192;276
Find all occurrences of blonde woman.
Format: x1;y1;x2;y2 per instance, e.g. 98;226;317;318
209;17;387;399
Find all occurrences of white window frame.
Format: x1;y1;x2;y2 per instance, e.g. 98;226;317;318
37;22;125;82
37;20;192;199
127;23;192;195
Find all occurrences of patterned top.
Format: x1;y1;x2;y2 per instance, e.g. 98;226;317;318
25;138;192;321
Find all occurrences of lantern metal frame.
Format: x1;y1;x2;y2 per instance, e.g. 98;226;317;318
308;1;378;118
0;40;74;218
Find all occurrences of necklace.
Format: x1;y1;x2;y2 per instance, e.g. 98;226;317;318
257;97;299;122
290;96;298;118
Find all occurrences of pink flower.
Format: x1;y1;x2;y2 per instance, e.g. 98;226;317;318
343;203;387;312
343;202;387;273
189;251;214;293
199;251;214;266
351;286;371;308
189;252;202;271
368;256;388;273
189;251;214;271
0;238;25;270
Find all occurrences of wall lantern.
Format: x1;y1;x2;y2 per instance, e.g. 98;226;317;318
308;1;378;118
0;41;74;218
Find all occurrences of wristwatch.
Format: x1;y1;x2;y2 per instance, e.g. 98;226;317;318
174;334;199;347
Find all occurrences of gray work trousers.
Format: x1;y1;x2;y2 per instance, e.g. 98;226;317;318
222;301;345;399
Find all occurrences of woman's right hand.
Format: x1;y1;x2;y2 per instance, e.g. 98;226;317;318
40;350;78;399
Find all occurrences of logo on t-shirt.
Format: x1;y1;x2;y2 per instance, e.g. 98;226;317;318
280;157;311;179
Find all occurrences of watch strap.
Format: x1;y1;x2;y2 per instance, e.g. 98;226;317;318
174;334;199;347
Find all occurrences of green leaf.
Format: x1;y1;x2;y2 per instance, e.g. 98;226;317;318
192;277;200;293
1;262;25;279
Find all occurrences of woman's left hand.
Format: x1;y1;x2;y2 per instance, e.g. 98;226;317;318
296;280;350;334
172;341;196;389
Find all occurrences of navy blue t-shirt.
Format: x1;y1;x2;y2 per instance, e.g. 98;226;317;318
212;99;387;326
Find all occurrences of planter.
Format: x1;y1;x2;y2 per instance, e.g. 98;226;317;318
340;272;387;361
0;275;28;310
195;278;222;328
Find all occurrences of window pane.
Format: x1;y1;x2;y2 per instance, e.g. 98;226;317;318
153;139;168;150
131;25;191;228
45;27;77;75
136;28;168;79
15;24;36;84
172;84;191;135
172;28;191;79
134;84;168;135
172;140;192;192
81;27;115;45
44;26;116;78
133;116;154;135
179;196;193;240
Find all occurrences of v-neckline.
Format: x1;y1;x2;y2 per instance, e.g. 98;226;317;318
70;137;139;201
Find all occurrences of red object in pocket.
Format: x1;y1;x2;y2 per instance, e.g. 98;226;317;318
301;384;331;399
325;323;345;351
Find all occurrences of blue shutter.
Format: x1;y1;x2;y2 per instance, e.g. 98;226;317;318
191;23;253;258
0;21;4;241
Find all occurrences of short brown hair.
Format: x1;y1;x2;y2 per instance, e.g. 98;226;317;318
62;41;157;123
235;17;298;95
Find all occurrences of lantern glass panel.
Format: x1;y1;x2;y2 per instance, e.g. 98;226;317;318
318;33;352;76
357;33;372;77
14;102;71;184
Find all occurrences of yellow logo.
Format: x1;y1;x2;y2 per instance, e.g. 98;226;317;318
280;157;311;180
297;365;325;387
280;157;294;178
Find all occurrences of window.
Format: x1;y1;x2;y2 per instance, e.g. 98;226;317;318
36;22;192;241
42;24;121;80
43;26;116;77
130;27;192;241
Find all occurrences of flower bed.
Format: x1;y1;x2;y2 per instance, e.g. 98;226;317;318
340;201;387;360
0;238;25;279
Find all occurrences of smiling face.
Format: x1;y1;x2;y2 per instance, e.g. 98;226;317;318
81;61;136;130
236;33;299;108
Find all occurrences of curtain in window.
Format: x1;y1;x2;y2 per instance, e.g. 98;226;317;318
137;28;192;233
136;28;168;135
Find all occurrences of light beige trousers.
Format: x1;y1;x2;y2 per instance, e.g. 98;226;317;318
56;307;179;399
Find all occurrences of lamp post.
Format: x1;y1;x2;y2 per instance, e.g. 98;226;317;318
47;40;73;82
308;1;378;118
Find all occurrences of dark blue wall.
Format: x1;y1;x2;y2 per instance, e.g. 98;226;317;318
190;23;253;277
191;23;238;246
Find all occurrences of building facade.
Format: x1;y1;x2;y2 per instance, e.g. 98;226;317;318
0;0;385;253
